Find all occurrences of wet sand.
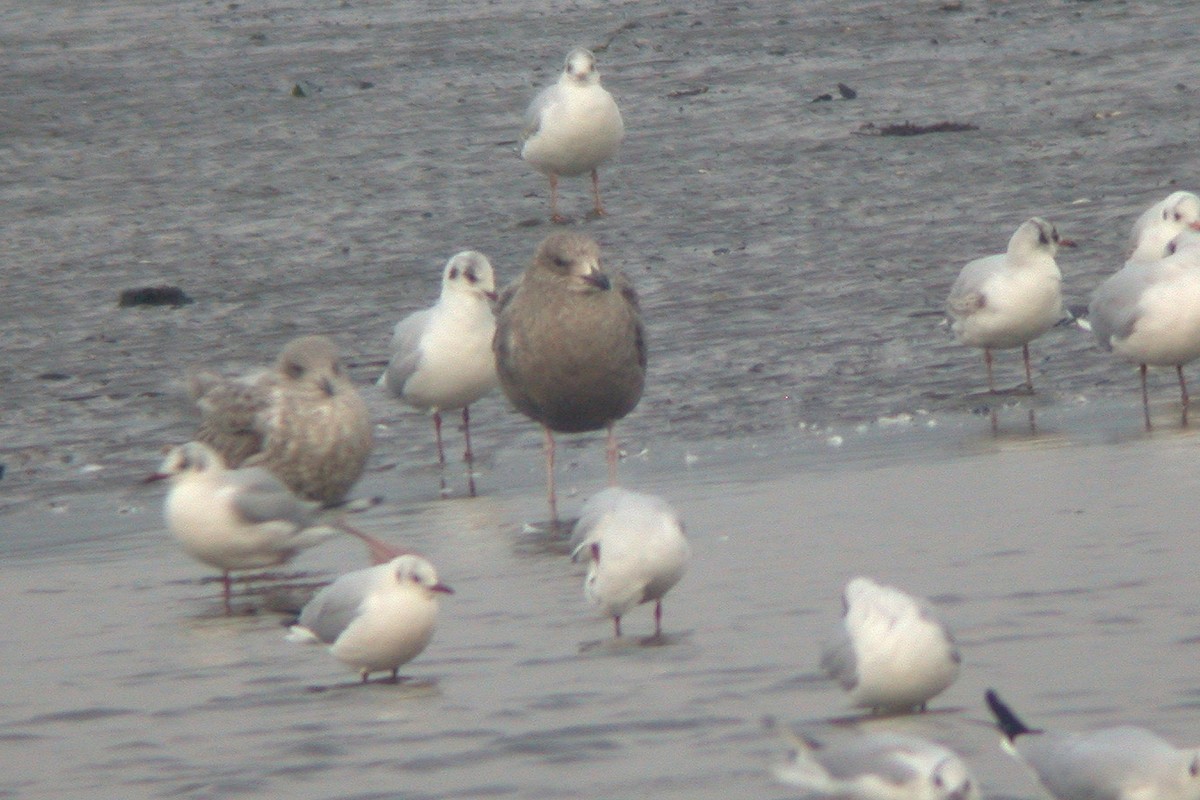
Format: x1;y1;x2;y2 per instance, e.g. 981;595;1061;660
4;0;1200;797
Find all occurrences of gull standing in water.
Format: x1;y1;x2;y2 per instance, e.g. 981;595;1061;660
521;47;624;223
985;690;1200;800
569;487;690;639
820;577;961;714
1088;193;1200;429
190;335;372;506
379;251;498;497
768;720;981;800
493;233;646;520
946;218;1074;393
287;554;452;683
145;441;338;612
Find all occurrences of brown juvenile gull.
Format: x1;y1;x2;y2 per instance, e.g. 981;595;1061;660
190;334;373;506
378;251;498;498
521;47;624;223
493;232;645;519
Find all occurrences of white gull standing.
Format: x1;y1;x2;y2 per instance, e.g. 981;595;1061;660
769;721;981;800
986;690;1200;800
569;487;690;639
379;251;499;497
145;441;338;612
287;554;453;683
1088;193;1200;429
190;335;373;506
820;577;961;714
946;218;1074;393
521;47;624;223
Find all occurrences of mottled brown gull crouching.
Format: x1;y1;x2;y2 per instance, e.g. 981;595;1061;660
190;335;373;506
493;233;645;519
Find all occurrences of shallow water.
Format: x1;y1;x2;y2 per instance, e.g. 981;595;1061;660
4;0;1200;798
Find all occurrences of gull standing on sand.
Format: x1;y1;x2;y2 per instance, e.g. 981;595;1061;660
946;218;1074;393
145;442;338;612
494;233;646;519
1088;193;1200;429
569;487;690;639
521;47;624;223
769;721;981;800
287;554;452;683
190;335;372;506
820;577;961;714
985;690;1200;800
379;251;499;497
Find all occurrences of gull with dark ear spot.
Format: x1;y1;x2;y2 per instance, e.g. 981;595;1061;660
190;335;373;506
946;218;1074;393
379;251;499;498
521;47;624;223
493;232;646;520
820;577;960;714
287;554;452;683
985;689;1200;800
569;487;690;639
1089;197;1200;430
767;718;981;800
144;441;339;613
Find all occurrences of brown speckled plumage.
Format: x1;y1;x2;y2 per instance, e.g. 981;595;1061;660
190;335;372;506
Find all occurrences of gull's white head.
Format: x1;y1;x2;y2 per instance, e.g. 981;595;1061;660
275;335;348;398
389;554;454;597
148;441;224;482
926;755;980;800
563;47;600;85
442;250;497;300
1010;217;1074;259
1128;191;1200;261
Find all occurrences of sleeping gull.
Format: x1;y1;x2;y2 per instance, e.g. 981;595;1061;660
820;576;961;714
493;232;646;519
145;441;338;612
190;334;373;506
1089;195;1200;429
985;689;1200;800
569;487;690;639
768;720;981;800
379;251;498;497
521;47;624;223
946;217;1074;393
287;554;452;682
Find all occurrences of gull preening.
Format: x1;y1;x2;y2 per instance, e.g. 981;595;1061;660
820;577;961;714
985;689;1200;800
493;233;646;519
379;251;499;497
287;554;453;683
145;441;338;612
946;218;1074;393
1088;192;1200;429
521;47;624;223
769;721;981;800
569;487;690;639
190;335;373;506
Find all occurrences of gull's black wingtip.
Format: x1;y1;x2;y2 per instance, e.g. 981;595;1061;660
985;689;1033;741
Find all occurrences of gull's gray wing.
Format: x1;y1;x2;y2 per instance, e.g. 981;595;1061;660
813;735;925;785
379;310;430;398
819;632;859;691
521;84;557;143
296;566;381;644
227;466;320;528
1088;262;1155;350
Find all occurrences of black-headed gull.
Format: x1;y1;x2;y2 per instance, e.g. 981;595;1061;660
568;487;690;638
379;251;499;497
769;721;981;800
986;689;1200;800
190;335;372;506
146;441;338;612
287;554;452;682
1089;195;1200;429
820;577;961;714
493;233;646;520
946;218;1074;393
521;47;624;223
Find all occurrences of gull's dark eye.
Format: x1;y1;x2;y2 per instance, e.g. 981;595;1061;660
448;267;459;280
465;269;478;284
1189;755;1199;777
1038;229;1050;246
554;256;570;269
284;361;304;379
